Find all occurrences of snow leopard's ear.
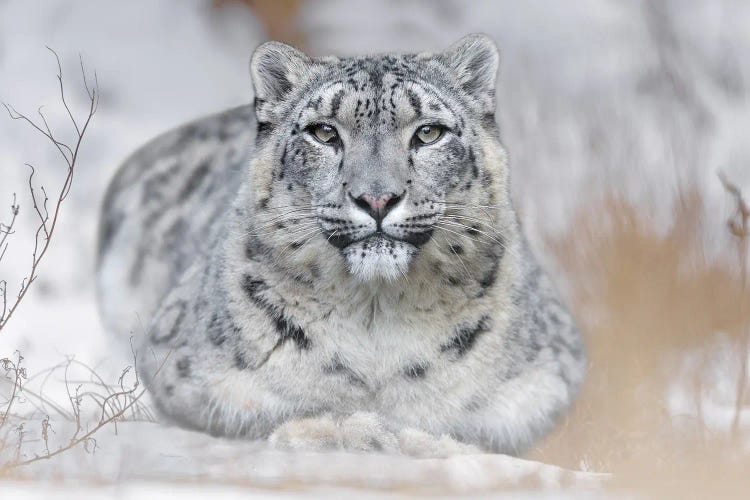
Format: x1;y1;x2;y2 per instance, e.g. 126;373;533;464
250;41;312;112
441;34;499;111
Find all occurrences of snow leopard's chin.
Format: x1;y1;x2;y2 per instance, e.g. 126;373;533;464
341;234;418;282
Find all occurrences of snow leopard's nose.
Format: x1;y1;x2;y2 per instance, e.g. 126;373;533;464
352;192;403;222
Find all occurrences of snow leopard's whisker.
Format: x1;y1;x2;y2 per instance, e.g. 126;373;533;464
451;221;517;253
441;216;514;244
250;212;318;229
259;209;318;225
439;219;520;259
441;202;505;223
437;201;505;210
443;235;475;282
235;219;318;239
263;205;319;214
277;227;323;260
433;222;484;245
240;222;320;242
435;221;520;260
434;235;474;283
264;203;328;211
261;208;318;219
441;213;500;230
326;230;339;243
440;213;515;240
442;204;502;225
276;223;322;240
438;219;507;248
252;215;318;232
287;228;326;256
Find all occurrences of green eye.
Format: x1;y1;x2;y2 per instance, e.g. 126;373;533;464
309;124;339;144
414;124;444;145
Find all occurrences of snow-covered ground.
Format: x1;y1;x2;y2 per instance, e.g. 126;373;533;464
1;0;749;496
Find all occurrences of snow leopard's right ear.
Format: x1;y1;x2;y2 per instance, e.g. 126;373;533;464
250;41;313;118
440;34;500;113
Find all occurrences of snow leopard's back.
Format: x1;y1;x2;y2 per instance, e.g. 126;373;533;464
96;105;256;338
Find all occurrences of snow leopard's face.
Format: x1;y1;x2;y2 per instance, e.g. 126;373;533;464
250;35;504;282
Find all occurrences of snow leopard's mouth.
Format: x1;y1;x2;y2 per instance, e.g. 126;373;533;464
325;229;433;250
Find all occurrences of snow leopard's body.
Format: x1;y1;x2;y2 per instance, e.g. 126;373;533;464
96;35;584;455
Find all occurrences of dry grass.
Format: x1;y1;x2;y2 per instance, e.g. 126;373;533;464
0;346;155;474
528;184;750;493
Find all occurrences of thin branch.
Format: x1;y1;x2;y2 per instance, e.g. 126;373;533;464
0;194;19;265
0;352;27;429
47;46;81;137
0;48;98;334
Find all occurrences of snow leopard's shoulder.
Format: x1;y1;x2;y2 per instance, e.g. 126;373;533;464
96;104;255;337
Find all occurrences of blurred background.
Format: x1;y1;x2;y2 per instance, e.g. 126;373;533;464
1;0;749;490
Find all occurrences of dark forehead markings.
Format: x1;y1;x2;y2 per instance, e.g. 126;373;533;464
305;95;323;111
406;88;423;118
388;86;397;127
409;81;464;128
329;89;346;118
295;58;466;133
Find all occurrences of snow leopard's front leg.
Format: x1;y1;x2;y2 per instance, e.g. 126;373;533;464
269;412;480;457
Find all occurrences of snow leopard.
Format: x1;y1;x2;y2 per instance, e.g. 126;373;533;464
96;34;585;456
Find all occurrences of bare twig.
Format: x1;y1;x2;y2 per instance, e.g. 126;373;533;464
0;352;27;430
0;48;98;334
0;194;19;264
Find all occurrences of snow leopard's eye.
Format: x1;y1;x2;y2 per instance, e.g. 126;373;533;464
308;123;339;145
412;124;444;146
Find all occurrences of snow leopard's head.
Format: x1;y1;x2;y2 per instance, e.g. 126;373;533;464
248;34;509;283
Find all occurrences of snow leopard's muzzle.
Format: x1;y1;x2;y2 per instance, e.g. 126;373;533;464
322;190;435;250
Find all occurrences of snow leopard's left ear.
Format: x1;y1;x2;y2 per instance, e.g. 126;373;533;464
441;34;499;112
250;41;313;119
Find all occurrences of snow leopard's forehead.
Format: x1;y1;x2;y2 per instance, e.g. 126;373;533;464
251;35;500;136
287;55;477;137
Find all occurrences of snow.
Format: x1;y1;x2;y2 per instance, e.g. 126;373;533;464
1;0;749;496
3;419;607;496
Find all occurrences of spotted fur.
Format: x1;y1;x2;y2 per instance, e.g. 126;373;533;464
96;34;584;456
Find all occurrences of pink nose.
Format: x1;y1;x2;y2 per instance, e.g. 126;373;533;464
360;193;392;212
353;192;402;221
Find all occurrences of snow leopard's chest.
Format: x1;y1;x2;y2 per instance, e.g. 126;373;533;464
211;294;502;421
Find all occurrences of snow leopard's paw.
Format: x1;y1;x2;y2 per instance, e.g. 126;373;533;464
268;412;399;453
338;411;399;453
268;414;340;451
397;428;481;458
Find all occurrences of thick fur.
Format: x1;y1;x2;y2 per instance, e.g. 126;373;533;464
96;35;584;456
